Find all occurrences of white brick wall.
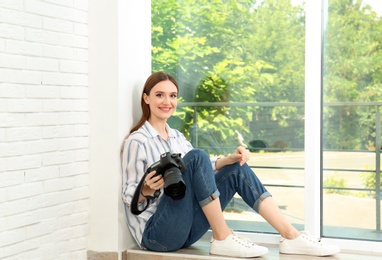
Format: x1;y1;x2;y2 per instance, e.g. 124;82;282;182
0;0;89;259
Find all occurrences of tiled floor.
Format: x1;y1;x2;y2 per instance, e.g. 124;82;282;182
126;236;382;260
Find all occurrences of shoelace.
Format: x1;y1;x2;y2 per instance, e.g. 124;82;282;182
300;231;323;246
232;235;256;248
211;232;257;248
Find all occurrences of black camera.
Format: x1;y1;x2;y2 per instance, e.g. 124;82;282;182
147;152;186;200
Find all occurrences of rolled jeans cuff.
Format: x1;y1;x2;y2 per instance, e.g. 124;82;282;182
199;190;220;208
253;191;272;213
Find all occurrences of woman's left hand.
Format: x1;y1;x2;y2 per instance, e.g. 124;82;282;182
229;146;250;166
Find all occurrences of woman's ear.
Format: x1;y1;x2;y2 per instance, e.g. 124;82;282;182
143;93;149;104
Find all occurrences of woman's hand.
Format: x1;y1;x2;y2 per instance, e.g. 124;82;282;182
229;146;250;166
141;171;164;197
215;146;250;170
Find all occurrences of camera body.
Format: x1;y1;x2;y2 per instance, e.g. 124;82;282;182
147;152;186;200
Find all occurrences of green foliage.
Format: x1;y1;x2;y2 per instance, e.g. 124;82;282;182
323;174;347;194
152;0;306;153
323;0;382;150
361;164;382;191
152;0;382;153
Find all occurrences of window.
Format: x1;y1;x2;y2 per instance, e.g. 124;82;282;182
151;0;382;244
322;0;382;241
152;0;306;235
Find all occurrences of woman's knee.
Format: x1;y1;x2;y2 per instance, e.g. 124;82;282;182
183;148;210;162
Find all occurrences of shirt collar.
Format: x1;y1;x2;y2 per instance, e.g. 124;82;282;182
144;121;175;139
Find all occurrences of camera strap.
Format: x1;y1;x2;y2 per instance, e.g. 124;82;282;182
130;173;161;215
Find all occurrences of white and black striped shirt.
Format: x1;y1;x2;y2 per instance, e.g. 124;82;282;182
121;121;218;248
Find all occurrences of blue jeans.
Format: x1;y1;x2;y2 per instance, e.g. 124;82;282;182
141;148;271;252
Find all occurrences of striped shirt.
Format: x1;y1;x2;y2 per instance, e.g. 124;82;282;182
121;121;218;248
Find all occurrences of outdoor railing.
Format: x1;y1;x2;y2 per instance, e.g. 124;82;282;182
178;101;381;233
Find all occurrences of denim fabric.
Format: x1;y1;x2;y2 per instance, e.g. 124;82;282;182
141;148;271;252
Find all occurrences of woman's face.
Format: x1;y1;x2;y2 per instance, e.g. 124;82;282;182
143;80;178;122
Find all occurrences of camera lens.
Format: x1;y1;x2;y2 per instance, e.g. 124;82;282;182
163;168;186;200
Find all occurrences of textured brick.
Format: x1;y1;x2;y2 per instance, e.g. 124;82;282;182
43;17;74;33
74;0;88;11
0;142;25;157
0;23;24;40
59;33;88;48
7;99;42;112
6;127;41;141
44;0;73;8
75;148;89;161
42;125;74;138
60;86;88;99
75;173;89;187
25;113;60;126
59;161;89;176
0;38;5;51
0;228;26;247
0;53;26;69
1;1;90;258
60;60;88;73
26;85;59;98
0;113;24;127
25;139;59;154
0;8;42;28
59;137;89;150
25;166;59;182
0;0;24;10
26;56;59;72
0;185;6;202
0;128;5;142
43;99;88;112
0;171;24;188
74;22;88;36
2;68;42;85
7;182;43;200
5;39;43;57
26;28;61;45
43;176;75;193
42;151;75;166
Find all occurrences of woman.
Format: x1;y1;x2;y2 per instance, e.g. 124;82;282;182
121;71;340;258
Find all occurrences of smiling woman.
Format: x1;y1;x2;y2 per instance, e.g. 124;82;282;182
120;71;340;258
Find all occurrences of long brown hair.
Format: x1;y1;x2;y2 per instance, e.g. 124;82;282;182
129;71;179;135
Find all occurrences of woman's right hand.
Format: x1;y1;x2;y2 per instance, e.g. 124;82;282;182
141;171;164;196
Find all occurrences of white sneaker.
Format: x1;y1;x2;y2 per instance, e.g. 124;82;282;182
279;231;341;256
210;232;268;258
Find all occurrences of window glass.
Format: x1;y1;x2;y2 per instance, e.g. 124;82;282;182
152;0;306;234
322;0;382;241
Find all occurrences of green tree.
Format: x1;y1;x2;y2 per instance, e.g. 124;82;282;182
323;0;382;150
152;0;306;153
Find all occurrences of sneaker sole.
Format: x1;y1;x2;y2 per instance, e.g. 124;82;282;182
210;247;269;258
280;248;340;256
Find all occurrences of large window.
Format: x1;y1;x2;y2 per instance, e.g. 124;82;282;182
322;0;382;241
151;0;306;235
151;0;382;243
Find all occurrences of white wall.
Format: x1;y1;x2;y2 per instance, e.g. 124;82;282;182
88;0;151;255
0;0;89;259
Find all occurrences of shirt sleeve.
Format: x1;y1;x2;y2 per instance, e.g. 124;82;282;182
121;138;146;206
210;156;219;171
